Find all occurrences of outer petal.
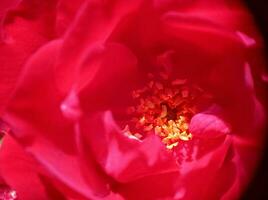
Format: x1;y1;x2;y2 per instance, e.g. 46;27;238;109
55;0;142;92
0;0;57;114
3;40;109;199
0;135;65;200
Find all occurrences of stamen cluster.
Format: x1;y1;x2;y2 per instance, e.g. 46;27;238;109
124;73;203;149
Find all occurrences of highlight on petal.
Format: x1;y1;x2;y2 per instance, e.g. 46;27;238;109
236;31;256;47
189;112;230;138
0;186;17;200
244;62;255;91
261;73;268;83
61;90;82;121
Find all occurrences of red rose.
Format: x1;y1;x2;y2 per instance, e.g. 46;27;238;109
0;0;267;199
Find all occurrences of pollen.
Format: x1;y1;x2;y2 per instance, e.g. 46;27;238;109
124;73;203;150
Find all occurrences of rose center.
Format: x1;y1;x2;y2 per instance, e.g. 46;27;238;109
123;73;204;150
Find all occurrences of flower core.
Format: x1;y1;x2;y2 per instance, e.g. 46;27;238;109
124;73;204;149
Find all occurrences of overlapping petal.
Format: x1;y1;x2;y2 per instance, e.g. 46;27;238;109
0;0;58;114
78;111;178;183
2;40;111;199
0;135;65;200
0;0;266;200
55;0;142;93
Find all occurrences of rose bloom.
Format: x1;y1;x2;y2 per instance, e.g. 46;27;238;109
0;0;267;200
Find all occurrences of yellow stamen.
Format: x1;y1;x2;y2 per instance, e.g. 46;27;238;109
123;73;202;149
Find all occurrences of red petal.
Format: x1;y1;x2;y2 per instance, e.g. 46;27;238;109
3;40;109;199
77;43;138;113
78;111;179;183
56;0;84;36
0;0;57;114
55;0;142;92
0;135;63;200
189;113;230;138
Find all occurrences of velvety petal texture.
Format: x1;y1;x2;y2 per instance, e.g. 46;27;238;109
0;0;57;114
0;135;66;200
0;0;266;200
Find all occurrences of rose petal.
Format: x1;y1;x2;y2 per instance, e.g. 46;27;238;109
77;42;138;113
56;0;142;92
0;135;64;200
56;0;84;36
78;111;179;183
0;0;57;114
3;40;110;199
190;113;230;138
